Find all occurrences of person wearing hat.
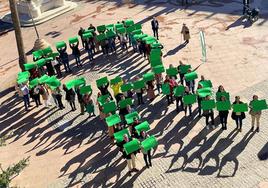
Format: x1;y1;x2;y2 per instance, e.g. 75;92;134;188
151;17;159;40
181;23;190;44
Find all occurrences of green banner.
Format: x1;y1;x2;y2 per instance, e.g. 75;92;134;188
135;121;150;135
125;111;139;124
105;114;121;127
201;99;216;110
141;136;158;152
124;139;140;155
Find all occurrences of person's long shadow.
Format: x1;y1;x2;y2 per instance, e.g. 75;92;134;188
258;142;268;160
163;43;187;58
182;128;223;173
199;128;239;176
165;121;213;173
217;130;256;178
225;16;252;30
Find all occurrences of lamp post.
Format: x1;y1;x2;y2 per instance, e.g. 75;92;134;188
9;0;27;71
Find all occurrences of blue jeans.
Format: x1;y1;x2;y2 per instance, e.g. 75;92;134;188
23;94;30;110
87;49;94;61
74;55;81;67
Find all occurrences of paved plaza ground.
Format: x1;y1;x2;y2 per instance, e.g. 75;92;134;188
0;0;268;187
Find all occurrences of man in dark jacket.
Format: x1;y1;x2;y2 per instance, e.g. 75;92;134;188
151;17;159;40
57;45;71;73
243;0;249;15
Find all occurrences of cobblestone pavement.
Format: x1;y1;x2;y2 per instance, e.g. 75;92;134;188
46;73;268;187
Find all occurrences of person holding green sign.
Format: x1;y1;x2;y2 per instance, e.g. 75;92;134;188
218;96;229;130
140;131;152;168
164;75;177;105
155;73;163;94
249;95;262;132
231;96;246;132
55;87;65;110
203;96;215;129
63;84;76;111
134;77;145;105
184;86;193;116
175;84;185;112
177;61;186;85
57;44;71;73
130;117;141;138
75;86;85;115
78;27;85;47
83;92;95;117
83;38;94;62
31;85;42;107
121;134;138;176
146;80;156;101
70;41;82;67
20;83;31;111
185;69;196;94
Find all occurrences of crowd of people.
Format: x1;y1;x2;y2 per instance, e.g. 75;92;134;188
15;19;266;176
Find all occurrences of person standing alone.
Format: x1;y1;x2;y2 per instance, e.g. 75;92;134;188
151;17;159;40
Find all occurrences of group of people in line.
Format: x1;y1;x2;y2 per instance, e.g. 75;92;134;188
15;19;265;176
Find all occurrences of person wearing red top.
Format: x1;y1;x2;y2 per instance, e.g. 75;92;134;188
164;75;177;105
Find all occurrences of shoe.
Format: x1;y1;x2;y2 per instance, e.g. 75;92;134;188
128;171;132;176
251;127;254;132
132;168;139;172
146;165;150;169
149;164;152;167
239;128;242;132
256;127;259;132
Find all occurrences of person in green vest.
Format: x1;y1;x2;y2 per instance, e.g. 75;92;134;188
249;95;262;132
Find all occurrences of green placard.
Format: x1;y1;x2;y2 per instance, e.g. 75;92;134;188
82;32;93;39
29;78;39;88
179;65;191;74
39;74;49;84
97;25;106;33
153;65;165;74
17;77;28;84
106;24;114;31
166;67;178;76
199;80;213;88
18;71;30;79
65;77;86;90
117;27;126;34
42;46;53;56
103;101;117;114
132;29;142;35
96;77;109;87
151;42;163;49
134;33;147;40
216;101;231;111
183;94;197;105
119;98;133;109
185;71;198;81
106;30;116;38
201;99;216;110
45;77;61;88
123;139;140;155
126;25;136;33
150;49;161;56
251;100;267;111
125;111;139;124
56;41;66;49
133;80;145;90
69;36;79;44
49;52;60;59
96;33;107;41
135;23;142;30
24;63;36;71
83;29;94;34
197;87;212;98
141;136;158;152
80;85;92;94
143;72;155;82
125;19;134;26
162;83;170;95
232;103;248;113
110;76;122;85
145;39;157;45
135;121;150;136
174;85;185;97
114;129;130;143
150;58;162;67
115;23;124;29
121;83;133;92
32;50;43;59
97;94;110;106
36;59;46;67
216;92;230;101
105;114;121;127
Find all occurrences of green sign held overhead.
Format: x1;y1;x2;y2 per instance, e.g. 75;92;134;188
135;121;150;136
141;136;158;152
185;71;198;81
201;99;216;110
121;83;133;92
114;129;130;143
143;72;155;82
153;65;165;74
133;80;145;90
96;77;109;87
80;85;92;94
105;114;121;127
103;101;117;114
124;139;140;155
125;111;139;124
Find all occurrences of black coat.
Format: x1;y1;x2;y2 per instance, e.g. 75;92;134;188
70;44;81;56
151;20;159;30
63;88;76;102
231;101;246;120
